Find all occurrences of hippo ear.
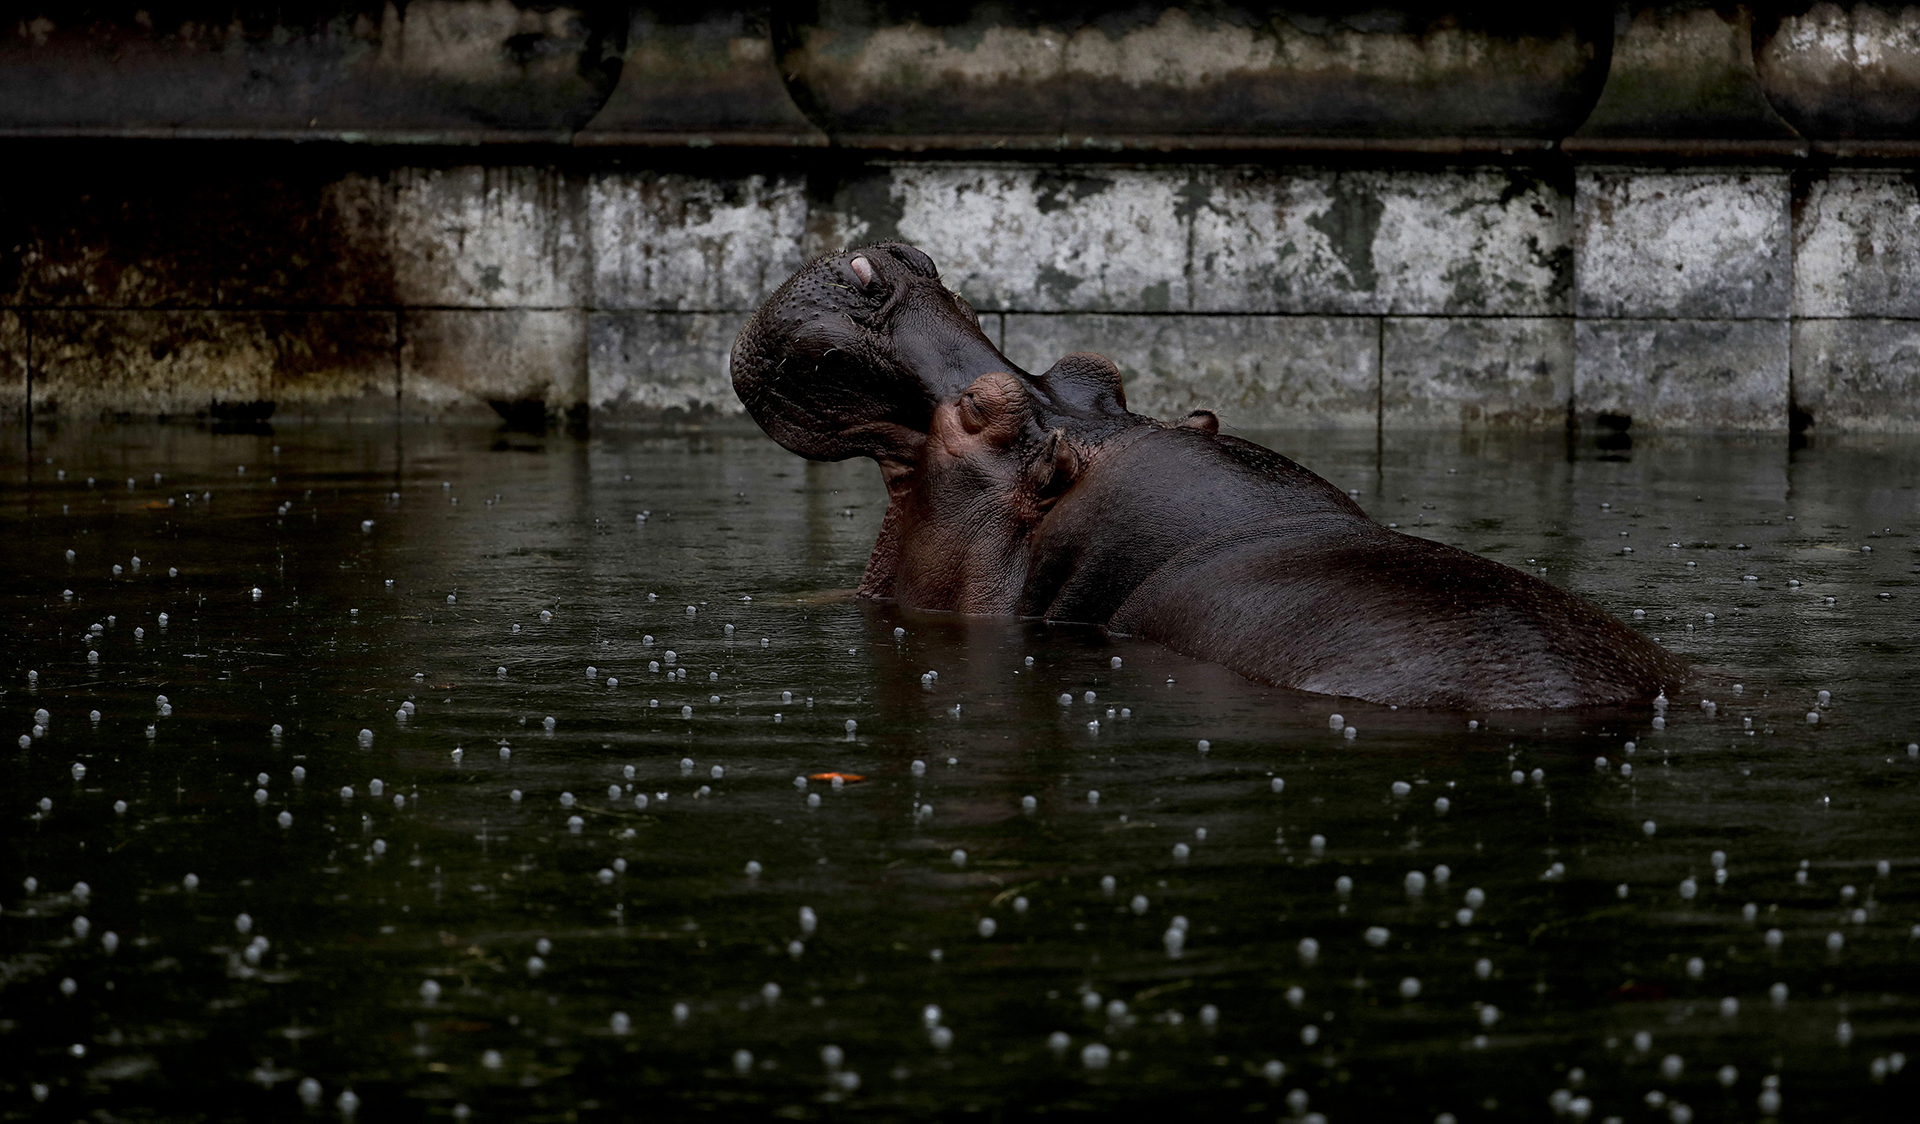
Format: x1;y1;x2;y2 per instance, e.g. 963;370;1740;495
1179;409;1220;435
1036;353;1127;416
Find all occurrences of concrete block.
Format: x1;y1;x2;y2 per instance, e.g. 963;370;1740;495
811;165;1192;313
1794;172;1920;319
30;311;396;418
1574;319;1788;430
1190;169;1573;316
812;165;1572;318
588;311;746;421
401;310;586;417
11;169;395;308
391;167;587;308
1576;171;1790;319
1002;313;1379;428
589;173;808;311
1;311;24;417
1383;318;1573;428
1792;319;1920;433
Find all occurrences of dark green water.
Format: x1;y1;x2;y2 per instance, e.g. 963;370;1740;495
2;422;1916;1122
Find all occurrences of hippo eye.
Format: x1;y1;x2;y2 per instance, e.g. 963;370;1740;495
849;256;875;286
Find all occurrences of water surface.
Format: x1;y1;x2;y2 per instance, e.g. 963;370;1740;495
3;422;1916;1121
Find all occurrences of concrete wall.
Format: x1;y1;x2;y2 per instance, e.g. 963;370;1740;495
9;156;1920;433
5;3;1920;434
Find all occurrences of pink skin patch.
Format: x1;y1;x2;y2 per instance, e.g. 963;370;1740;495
849;256;875;285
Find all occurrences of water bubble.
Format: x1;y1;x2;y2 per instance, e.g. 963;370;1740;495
1080;1043;1111;1069
978;917;997;938
1298;937;1320;965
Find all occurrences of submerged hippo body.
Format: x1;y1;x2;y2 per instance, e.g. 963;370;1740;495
732;243;1687;709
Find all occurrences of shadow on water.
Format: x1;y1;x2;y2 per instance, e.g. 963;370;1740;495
0;422;1916;1121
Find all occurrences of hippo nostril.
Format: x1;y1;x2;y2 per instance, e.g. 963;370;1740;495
850;256;875;286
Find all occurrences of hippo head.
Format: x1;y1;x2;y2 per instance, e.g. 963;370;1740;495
731;242;1015;464
732;241;1154;598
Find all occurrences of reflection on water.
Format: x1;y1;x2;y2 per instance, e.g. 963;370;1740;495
2;422;1916;1121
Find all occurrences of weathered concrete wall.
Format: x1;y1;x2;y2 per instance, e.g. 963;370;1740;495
7;155;1920;433
6;3;1920;433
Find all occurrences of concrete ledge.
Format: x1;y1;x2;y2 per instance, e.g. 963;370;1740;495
1575;170;1790;319
1793;319;1920;433
588;173;807;311
821;165;1573;317
400;310;585;418
1384;317;1572;428
1188;169;1572;316
1002;313;1379;428
391;167;588;309
1575;319;1789;431
851;166;1192;313
588;311;746;421
31;310;395;419
1;312;23;418
1794;172;1920;319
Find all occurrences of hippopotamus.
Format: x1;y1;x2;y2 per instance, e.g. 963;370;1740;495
731;242;1688;709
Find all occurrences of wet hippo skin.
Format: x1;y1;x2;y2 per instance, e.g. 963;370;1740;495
731;243;1687;709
